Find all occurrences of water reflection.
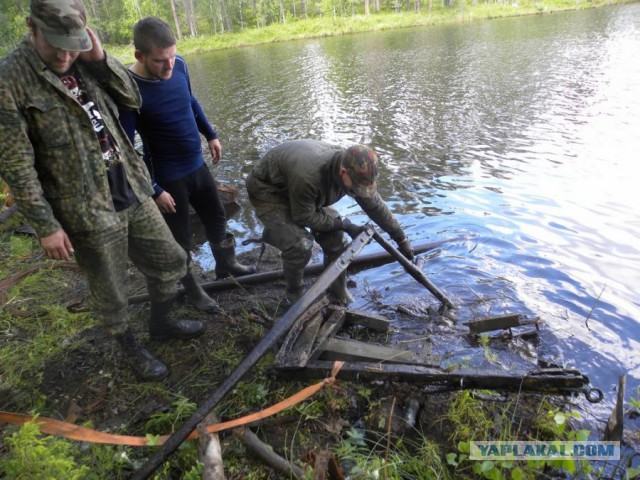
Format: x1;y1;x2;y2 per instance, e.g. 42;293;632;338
186;4;640;416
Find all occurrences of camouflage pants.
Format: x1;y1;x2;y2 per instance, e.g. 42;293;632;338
251;201;347;272
72;197;187;335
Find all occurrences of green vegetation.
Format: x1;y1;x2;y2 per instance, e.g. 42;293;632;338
2;0;637;61
0;420;91;480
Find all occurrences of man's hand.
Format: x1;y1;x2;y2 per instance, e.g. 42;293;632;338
40;229;74;260
155;191;176;214
78;27;105;63
396;237;414;260
208;139;222;165
340;218;365;239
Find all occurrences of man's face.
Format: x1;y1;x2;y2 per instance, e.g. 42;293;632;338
30;24;80;74
340;169;356;197
137;44;177;80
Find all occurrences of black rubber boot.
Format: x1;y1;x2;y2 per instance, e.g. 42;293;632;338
210;233;257;279
283;267;305;304
149;298;206;340
115;330;168;382
180;270;220;313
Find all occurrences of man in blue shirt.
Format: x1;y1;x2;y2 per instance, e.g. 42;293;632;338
120;17;255;313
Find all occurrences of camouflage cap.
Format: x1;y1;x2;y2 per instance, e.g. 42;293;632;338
341;145;379;198
30;0;92;52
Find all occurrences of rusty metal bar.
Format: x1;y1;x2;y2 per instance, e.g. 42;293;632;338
369;227;455;310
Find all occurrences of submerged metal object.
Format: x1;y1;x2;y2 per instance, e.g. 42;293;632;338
369;227;456;310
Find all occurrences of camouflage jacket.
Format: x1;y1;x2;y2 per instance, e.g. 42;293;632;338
0;39;154;238
246;139;405;240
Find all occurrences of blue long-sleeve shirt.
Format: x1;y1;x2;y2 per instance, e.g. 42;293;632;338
119;55;217;196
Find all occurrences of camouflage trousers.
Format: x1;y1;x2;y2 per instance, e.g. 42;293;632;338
71;197;187;335
250;201;347;272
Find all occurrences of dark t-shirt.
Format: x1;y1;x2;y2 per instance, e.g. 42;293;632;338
59;67;137;211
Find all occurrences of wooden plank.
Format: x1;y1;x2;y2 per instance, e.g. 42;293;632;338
308;307;346;362
344;309;391;332
318;338;440;367
274;298;329;367
604;374;625;441
464;313;541;334
320;338;414;364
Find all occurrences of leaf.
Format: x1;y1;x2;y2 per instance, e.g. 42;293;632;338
511;466;523;480
626;467;640;479
562;459;576;473
145;434;161;446
446;452;458;466
554;412;566;425
458;440;470;453
575;429;590;441
480;460;494;473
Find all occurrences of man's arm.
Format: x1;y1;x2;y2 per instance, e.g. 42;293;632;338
119;108;176;213
39;229;75;260
185;58;220;164
207;139;222;164
80;27;142;110
356;193;414;259
0;82;75;259
0;84;62;239
355;193;405;240
288;183;337;232
191;97;221;163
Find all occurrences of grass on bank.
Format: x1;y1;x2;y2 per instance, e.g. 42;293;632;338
106;0;636;65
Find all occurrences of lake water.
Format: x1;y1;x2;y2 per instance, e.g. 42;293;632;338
186;4;640;425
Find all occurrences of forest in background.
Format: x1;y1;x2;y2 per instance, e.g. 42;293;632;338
2;0;634;59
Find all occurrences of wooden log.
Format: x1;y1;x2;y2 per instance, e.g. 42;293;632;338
197;413;225;480
274;298;329;367
234;427;308;479
308;307;347;361
604;374;625;441
344;308;391;332
464;313;541;334
403;396;421;429
312;450;330;480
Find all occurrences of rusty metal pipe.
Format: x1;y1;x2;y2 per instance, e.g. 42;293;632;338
369;227;455;310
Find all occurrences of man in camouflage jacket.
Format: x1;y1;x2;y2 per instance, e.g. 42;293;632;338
246;139;414;303
0;0;205;381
